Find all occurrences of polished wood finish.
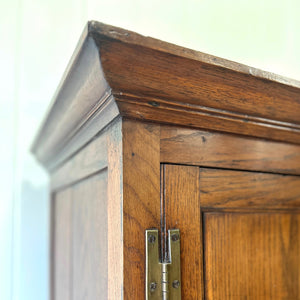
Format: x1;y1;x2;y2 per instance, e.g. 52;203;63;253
31;22;300;300
122;120;161;299
163;164;203;299
161;126;300;175
204;212;300;299
32;21;300;172
163;164;300;299
200;168;300;209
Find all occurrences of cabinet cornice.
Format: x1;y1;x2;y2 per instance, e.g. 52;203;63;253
32;21;300;171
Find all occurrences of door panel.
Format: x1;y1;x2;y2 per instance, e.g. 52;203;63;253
204;212;300;299
163;164;300;299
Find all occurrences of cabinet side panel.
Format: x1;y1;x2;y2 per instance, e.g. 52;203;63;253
163;164;203;299
123;120;161;299
51;130;108;191
107;119;123;299
72;171;108;300
53;188;72;300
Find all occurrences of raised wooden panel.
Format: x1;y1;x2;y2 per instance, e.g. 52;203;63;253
204;212;300;299
200;168;300;209
72;171;108;300
163;164;203;299
161;126;300;175
54;188;72;300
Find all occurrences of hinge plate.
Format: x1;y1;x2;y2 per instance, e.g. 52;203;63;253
146;229;181;300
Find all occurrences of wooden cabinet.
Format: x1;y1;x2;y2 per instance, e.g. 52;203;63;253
32;21;300;299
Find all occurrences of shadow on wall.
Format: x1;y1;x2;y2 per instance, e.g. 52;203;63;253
19;180;49;300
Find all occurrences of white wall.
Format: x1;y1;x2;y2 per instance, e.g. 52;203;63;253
1;0;300;299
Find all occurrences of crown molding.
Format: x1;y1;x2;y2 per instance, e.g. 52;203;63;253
32;21;300;171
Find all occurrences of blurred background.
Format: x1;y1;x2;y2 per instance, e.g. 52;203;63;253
1;0;300;299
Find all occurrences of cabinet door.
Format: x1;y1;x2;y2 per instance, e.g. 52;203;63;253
163;165;300;299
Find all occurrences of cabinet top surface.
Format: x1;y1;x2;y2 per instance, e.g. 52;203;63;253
32;21;300;171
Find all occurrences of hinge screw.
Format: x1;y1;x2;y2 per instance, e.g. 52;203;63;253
172;280;180;289
148;235;156;244
171;233;179;242
150;282;157;292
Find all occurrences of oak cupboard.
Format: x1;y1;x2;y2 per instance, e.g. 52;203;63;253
32;21;300;299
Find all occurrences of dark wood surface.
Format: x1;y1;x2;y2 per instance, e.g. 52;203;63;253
163;164;204;299
161;126;300;175
32;21;300;173
200;168;300;209
204;212;300;299
89;21;300;89
163;164;300;299
32;21;300;300
94;21;300;126
117;96;300;145
122;120;161;299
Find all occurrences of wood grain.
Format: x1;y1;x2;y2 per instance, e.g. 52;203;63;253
107;118;123;299
95;24;300;125
51;128;108;191
94;21;300;144
200;168;300;209
72;171;108;300
161;126;300;175
163;164;203;299
89;21;300;89
116;95;300;145
32;21;300;172
53;188;72;300
122;120;161;299
33;21;300;300
204;212;300;299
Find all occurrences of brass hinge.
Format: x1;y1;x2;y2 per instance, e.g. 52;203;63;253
145;229;181;300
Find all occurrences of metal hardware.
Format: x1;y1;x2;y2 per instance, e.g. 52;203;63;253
146;229;181;300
